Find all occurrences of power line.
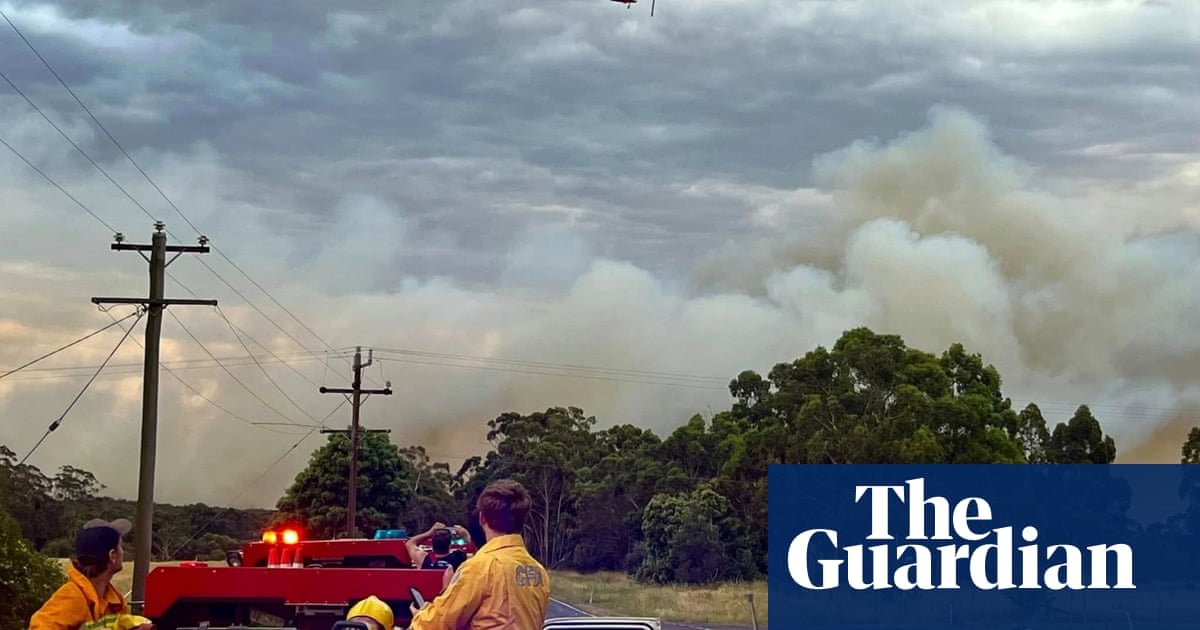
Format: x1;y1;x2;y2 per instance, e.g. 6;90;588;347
174;396;351;550
0;133;117;233
99;310;305;437
0;109;332;406
0;7;366;385
166;309;308;427
375;356;727;391
213;305;325;426
4;350;340;377
0;11;372;393
205;251;358;381
221;318;327;388
181;259;378;400
0;71;309;429
165;271;365;389
0;66;162;223
0;309;142;380
173;255;380;389
0;128;310;436
20;307;145;465
371;347;728;383
185;257;362;378
0;353;349;383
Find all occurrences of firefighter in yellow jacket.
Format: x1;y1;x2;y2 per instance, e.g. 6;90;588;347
407;480;550;629
29;517;153;630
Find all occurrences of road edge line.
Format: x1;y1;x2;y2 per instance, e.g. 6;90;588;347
550;598;595;617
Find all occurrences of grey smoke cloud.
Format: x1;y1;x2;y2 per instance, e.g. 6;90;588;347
0;0;1196;509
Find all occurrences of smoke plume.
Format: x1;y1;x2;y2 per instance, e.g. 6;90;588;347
2;106;1196;508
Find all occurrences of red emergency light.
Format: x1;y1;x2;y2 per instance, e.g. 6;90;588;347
262;527;301;545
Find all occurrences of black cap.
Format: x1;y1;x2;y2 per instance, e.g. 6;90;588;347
75;518;131;559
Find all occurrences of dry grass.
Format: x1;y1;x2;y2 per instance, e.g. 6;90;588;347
549;571;767;627
54;559;184;597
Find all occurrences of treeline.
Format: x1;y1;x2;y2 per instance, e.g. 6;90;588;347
275;327;1125;583
6;325;1198;605
0;445;272;561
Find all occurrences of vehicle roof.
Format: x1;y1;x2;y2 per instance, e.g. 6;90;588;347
542;617;662;630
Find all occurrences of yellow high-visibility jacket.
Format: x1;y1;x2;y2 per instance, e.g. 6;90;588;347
408;533;550;629
29;563;130;630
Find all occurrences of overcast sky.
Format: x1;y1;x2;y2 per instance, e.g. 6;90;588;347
1;0;1197;509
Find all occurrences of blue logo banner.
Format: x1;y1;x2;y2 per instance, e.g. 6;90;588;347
768;465;1200;629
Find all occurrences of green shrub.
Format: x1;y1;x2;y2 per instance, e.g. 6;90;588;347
43;537;74;559
0;507;66;629
637;486;757;584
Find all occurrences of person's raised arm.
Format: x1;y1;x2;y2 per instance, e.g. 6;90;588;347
405;522;444;567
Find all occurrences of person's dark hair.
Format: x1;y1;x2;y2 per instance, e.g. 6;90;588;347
477;479;532;535
431;528;452;554
466;506;487;548
71;555;110;578
73;521;123;578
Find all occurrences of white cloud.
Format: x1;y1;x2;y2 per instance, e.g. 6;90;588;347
0;1;182;54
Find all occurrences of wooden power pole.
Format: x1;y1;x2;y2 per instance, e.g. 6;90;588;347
319;346;391;538
91;221;216;611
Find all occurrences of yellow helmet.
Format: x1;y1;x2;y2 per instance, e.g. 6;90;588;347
114;614;153;630
347;595;394;630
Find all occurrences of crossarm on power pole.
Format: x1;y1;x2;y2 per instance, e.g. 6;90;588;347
92;221;216;613
92;297;218;306
111;242;212;253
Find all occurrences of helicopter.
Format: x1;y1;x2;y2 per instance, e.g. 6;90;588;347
611;0;656;16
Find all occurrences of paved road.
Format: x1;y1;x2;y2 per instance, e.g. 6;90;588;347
546;598;764;630
546;598;592;619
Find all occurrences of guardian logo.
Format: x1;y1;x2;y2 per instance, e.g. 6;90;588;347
768;465;1200;628
786;478;1135;591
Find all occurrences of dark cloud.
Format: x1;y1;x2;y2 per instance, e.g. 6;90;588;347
9;0;1192;270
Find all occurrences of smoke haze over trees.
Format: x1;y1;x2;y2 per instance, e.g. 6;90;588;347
3;326;1147;584
264;327;1127;581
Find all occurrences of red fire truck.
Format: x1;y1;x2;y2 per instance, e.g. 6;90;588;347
142;525;475;629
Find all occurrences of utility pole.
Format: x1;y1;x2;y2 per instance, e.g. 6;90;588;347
92;221;216;611
319;346;391;538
